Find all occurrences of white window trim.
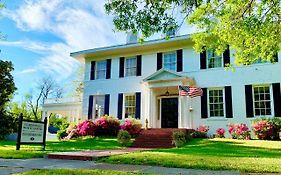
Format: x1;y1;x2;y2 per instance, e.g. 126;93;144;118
125;56;137;77
162;51;177;71
95;60;107;80
123;93;136;119
206;49;223;69
252;84;274;117
92;95;105;119
207;87;226;118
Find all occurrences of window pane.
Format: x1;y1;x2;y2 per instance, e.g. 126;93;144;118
163;52;176;71
125;95;136;118
209;89;224;117
95;95;105;118
125;57;137;76
207;49;222;68
96;61;106;79
253;85;271;116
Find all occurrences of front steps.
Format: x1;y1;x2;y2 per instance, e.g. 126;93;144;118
132;128;193;148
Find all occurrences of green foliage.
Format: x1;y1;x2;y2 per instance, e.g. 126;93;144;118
56;120;70;140
117;130;131;146
105;0;281;65
7;102;38;121
172;131;187;147
0;60;17;140
49;115;68;128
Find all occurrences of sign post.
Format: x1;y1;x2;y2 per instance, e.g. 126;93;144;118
16;113;48;151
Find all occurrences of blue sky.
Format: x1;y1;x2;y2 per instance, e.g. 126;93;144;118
0;0;193;102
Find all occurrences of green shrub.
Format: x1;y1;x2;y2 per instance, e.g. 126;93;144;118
49;115;68;128
0;111;17;140
117;130;131;146
56;120;70;140
172;131;187;148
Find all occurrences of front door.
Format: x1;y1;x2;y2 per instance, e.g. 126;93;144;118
161;98;178;128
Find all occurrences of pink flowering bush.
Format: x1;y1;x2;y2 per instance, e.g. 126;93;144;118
228;123;251;140
120;118;142;137
94;115;120;136
192;125;209;138
252;120;274;140
77;120;95;136
214;128;225;138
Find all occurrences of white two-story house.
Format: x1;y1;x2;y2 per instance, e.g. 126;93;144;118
70;34;281;133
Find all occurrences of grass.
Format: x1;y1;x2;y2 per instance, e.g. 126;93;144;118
0;137;125;159
15;169;155;175
99;138;281;173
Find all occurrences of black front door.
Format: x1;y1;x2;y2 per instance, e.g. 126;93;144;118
161;98;178;128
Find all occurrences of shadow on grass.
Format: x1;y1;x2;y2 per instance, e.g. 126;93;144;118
152;139;281;158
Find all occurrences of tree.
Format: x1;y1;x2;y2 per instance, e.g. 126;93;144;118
105;0;281;65
0;60;17;139
26;76;63;120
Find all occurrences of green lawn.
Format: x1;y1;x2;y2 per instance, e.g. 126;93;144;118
100;138;281;173
0;137;125;159
16;169;154;175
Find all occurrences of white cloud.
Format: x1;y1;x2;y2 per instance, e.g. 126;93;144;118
1;0;125;80
17;68;37;75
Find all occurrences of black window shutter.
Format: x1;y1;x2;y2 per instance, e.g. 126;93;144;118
136;55;142;76
223;46;230;66
106;59;111;79
135;92;141;119
273;83;281;117
177;49;183;72
200;50;207;69
117;93;123;119
104;94;110;115
201;88;208;118
225;86;233;118
157;53;163;70
245;85;254;118
90;61;96;80
88;95;94;119
273;53;279;63
119;57;125;78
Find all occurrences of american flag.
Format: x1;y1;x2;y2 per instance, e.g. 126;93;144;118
178;85;203;98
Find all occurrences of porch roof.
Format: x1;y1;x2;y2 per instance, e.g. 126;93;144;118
142;69;195;86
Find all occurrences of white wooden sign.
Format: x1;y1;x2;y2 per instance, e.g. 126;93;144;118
21;121;45;143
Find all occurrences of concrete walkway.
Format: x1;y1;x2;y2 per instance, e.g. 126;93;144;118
0;158;240;175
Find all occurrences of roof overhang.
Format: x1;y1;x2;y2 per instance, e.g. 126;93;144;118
70;34;193;62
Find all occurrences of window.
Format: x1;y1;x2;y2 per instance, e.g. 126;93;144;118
163;51;177;71
96;61;106;79
253;85;272;116
207;49;222;68
124;94;136;118
208;89;224;117
93;95;105;118
125;57;137;76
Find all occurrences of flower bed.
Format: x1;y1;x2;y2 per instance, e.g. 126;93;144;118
228;123;251;140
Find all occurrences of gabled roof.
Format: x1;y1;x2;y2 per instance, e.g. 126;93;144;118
143;69;188;82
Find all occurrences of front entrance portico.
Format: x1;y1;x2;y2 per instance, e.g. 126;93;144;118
142;69;196;129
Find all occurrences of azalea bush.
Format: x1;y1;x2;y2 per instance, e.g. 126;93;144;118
192;125;209;138
172;131;187;148
252;118;281;140
77;120;95;136
228;123;251;140
252;120;274;140
120;118;142;137
94;115;120;136
214;128;225;138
